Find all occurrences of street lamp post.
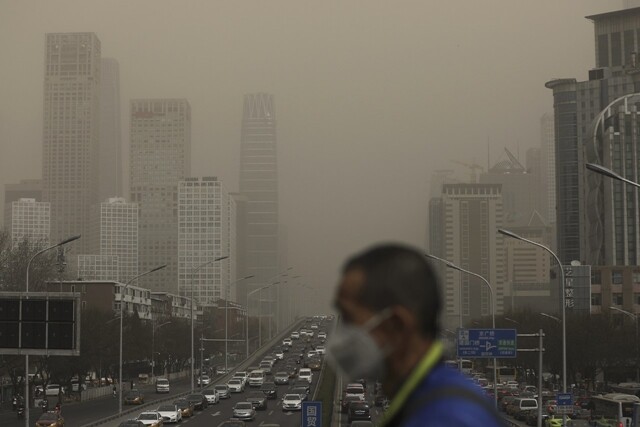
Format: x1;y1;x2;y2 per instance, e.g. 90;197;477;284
119;264;166;414
225;275;253;374
24;234;80;427
499;228;567;396
432;257;498;408
151;321;171;380
610;306;639;382
246;283;278;358
190;256;228;392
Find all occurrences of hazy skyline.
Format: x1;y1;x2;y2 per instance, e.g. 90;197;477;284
0;0;624;312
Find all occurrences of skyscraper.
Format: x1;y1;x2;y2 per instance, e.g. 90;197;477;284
99;58;122;200
178;177;236;306
239;94;279;301
130;99;191;293
441;183;505;326
3;179;42;230
540;113;556;225
546;7;640;263
42;33;101;253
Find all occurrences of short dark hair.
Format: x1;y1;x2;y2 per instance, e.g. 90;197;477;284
343;243;441;338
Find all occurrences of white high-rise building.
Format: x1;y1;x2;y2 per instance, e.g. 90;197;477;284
77;254;119;281
178;177;236;306
42;33;101;254
130;99;191;293
8;198;50;248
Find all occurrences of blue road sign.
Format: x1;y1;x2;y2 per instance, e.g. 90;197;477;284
556;393;573;415
457;328;517;358
301;401;322;427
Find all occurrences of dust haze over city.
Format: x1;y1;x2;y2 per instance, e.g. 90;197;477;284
0;0;624;317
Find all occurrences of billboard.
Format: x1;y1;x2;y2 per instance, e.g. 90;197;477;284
0;292;81;356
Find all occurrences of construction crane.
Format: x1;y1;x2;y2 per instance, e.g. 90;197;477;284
450;160;485;183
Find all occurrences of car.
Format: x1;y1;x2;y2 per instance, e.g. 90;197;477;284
291;331;300;339
119;421;145;427
232;402;256;420
318;332;327;340
348;402;371;423
228;378;245;393
215;384;231;399
263;355;276;366
35;412;65;427
156;404;182;423
344;383;366;399
292;379;311;394
350;422;374;427
186;393;209;410
315;345;326;355
248;370;266;387
274;371;290;385
259;361;273;375
261;382;278;399
291;386;309;401
155;378;170;393
274;349;284;360
136;411;164;427
282;393;303;411
283;338;293;346
341;394;365;413
307;350;318;359
234;371;249;387
298;368;313;383
202;388;220;404
307;357;322;371
246;391;268;410
197;375;211;386
173;398;194;418
45;384;63;397
124;389;145;405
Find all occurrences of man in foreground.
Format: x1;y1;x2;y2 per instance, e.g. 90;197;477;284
328;244;505;426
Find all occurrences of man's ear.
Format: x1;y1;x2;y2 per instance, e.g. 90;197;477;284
384;305;418;339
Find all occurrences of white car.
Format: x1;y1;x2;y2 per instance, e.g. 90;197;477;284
315;345;326;355
202;389;219;404
291;332;300;339
197;375;211;386
136;411;164;426
156;404;182;423
45;384;63;397
234;371;249;386
298;368;313;384
233;402;256;420
282;393;303;411
227;378;245;393
214;384;230;399
283;338;293;346
318;331;327;340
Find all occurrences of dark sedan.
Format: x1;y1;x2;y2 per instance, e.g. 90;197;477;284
186;393;209;410
261;382;278;400
123;389;145;405
246;391;268;410
348;402;371;423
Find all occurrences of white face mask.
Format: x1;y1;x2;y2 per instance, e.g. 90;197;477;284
327;309;393;382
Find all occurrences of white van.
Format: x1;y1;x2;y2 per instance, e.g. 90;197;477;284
248;369;266;387
298;368;313;384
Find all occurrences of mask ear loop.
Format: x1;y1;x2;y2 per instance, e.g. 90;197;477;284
362;307;394;332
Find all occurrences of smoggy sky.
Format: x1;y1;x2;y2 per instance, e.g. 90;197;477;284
0;0;624;313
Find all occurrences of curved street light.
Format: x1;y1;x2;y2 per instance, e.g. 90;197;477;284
24;234;80;427
224;275;254;374
190;255;228;391
498;228;567;398
151;321;172;380
246;282;279;357
119;264;166;414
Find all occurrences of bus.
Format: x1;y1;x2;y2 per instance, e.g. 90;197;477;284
486;365;517;384
590;393;640;427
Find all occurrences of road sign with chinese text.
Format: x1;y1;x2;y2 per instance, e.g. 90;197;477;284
457;328;517;358
301;401;322;427
556;393;573;415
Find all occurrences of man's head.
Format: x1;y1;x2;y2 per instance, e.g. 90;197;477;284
331;243;442;392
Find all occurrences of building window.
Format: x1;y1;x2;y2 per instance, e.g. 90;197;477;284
612;271;624;285
591;293;602;306
612;293;623;305
592;270;602;284
635;293;640;305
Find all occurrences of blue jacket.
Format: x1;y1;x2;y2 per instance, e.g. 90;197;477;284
388;363;506;427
